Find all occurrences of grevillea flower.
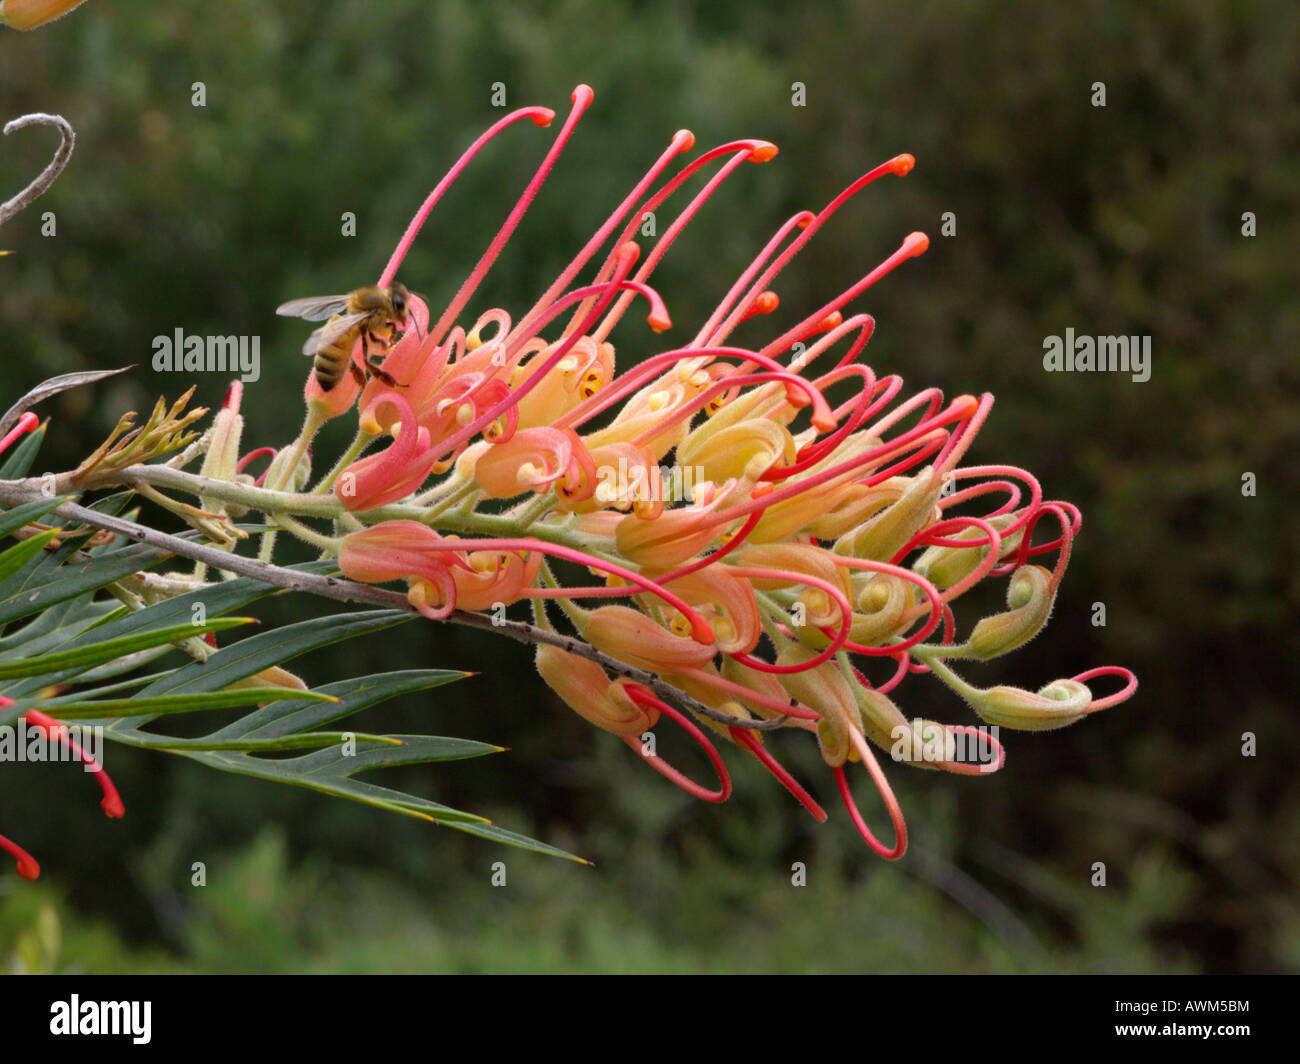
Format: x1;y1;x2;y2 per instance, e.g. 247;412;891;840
307;86;1137;859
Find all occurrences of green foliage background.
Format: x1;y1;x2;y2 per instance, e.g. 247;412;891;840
1;0;1296;973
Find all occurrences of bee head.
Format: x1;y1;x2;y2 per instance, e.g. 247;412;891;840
389;282;412;331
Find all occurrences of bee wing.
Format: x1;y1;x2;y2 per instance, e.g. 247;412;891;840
277;295;353;321
300;312;371;356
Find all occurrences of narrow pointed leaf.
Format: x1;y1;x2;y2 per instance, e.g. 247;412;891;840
134;609;412;697
41;686;338;719
0;617;252;680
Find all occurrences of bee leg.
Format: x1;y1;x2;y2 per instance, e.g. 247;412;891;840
349;360;367;386
365;352;398;387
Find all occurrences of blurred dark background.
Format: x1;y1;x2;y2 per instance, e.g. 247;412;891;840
0;0;1296;973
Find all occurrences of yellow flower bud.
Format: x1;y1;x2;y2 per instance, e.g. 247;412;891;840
195;403;245;520
774;647;859;766
677;416;795;484
853;684;911;754
836;466;943;561
888;718;958;769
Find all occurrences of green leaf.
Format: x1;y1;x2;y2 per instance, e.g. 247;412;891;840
0;527;63;584
133;609;412;697
210;669;466;741
0;421;47;479
0;540;170;626
40;686;339;719
0;617;252;680
0;494;65;540
0;525;585;861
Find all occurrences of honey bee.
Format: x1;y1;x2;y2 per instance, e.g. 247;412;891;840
276;282;414;390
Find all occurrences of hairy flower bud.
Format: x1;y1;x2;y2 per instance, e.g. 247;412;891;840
536;646;657;737
888;718;958;769
853;683;912;753
775;647;858;766
913;514;1023;590
970;679;1092;731
836;466;943;561
582;605;716;673
964;564;1054;660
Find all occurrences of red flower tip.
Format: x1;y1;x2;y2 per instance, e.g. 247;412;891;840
223;379;243;411
0;409;40;456
0;833;40;880
572;84;596;106
741;290;779;322
21;709;126;825
748;141;779;163
532;109;556;127
813;310;843;334
674;128;696;152
950;393;980;419
890;153;916;176
903;231;930;258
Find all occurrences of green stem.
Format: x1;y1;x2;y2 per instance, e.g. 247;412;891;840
311;428;374;495
261;402;331;562
908;643;981;701
508;491;557;531
270;512;342;554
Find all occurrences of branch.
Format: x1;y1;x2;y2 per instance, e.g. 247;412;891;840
0;482;792;733
1;113;75;228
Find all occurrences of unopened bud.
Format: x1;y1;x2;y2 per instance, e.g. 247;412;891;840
853;684;911;753
262;442;312;494
971;679;1091;731
889;718;958;768
913;515;1023;590
964;565;1053;660
837;466;942;562
849;573;913;648
774;646;857;766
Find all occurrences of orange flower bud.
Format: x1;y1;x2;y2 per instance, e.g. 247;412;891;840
1;0;88;30
613;483;735;568
469;427;586;499
645;568;760;655
536;645;657;737
581;605;716;673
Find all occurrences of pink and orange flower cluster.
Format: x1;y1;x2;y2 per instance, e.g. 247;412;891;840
313;87;1135;858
